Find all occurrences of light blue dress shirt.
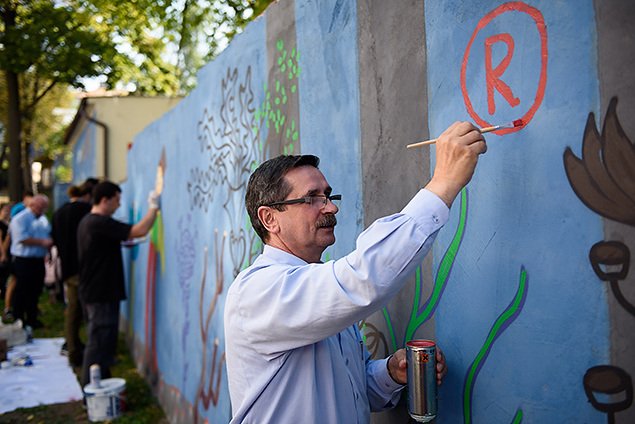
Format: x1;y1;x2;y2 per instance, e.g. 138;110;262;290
224;189;449;423
9;208;51;258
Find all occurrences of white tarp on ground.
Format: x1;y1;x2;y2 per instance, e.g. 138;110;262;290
0;337;84;414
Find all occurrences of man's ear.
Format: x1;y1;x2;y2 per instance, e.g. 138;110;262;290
257;206;280;234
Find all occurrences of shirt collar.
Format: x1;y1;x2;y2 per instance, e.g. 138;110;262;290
262;244;309;267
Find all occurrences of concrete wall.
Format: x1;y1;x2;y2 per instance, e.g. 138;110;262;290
119;1;635;423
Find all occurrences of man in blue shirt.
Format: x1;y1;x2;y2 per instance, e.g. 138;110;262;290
225;121;487;422
9;194;53;328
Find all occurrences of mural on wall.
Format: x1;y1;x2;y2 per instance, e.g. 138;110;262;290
461;1;547;135
125;207;142;336
563;98;635;227
187;66;261;277
143;149;167;383
463;267;528;424
192;241;227;422
112;0;633;423
366;187;530;424
182;65;260;421
365;188;470;358
424;0;609;422
175;212;197;391
262;0;300;158
564;97;635;422
255;38;301;156
175;3;300;420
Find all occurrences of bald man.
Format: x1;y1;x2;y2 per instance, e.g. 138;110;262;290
9;194;53;328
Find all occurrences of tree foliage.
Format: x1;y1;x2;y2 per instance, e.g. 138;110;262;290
0;0;176;199
169;0;274;92
0;0;273;199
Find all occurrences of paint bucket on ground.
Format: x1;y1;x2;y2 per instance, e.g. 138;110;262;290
84;378;126;422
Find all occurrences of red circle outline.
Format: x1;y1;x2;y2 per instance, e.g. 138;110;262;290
460;1;548;134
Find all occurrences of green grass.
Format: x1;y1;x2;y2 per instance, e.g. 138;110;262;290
0;286;167;423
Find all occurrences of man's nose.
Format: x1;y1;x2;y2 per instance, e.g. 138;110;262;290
324;200;338;214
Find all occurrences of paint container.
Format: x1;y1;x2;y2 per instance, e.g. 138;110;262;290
84;378;126;422
406;339;437;423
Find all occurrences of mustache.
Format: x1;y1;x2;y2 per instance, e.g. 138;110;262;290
317;214;337;228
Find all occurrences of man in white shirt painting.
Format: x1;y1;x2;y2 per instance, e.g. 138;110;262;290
225;121;487;423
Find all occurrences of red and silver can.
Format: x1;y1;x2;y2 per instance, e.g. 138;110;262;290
406;339;437;422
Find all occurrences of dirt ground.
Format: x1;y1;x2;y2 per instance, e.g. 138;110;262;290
0;401;89;424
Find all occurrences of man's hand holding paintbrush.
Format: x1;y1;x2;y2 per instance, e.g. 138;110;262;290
407;119;524;148
424;121;487;207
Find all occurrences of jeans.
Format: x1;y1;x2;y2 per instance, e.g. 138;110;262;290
63;275;84;366
81;301;120;388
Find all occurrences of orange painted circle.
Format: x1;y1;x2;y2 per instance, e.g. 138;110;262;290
460;1;547;135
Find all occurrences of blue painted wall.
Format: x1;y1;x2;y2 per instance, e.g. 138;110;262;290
71;121;97;184
426;1;607;422
114;1;633;423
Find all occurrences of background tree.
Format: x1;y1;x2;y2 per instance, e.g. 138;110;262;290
0;0;175;200
0;0;273;200
172;0;274;92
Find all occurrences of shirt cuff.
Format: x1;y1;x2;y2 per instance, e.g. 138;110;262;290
375;357;405;393
401;188;450;231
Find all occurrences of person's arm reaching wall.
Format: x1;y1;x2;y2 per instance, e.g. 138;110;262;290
128;191;160;239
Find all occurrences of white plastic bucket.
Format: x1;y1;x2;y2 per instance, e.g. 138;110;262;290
84;378;126;422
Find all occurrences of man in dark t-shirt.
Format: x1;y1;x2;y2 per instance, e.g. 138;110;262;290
52;180;95;366
77;181;160;388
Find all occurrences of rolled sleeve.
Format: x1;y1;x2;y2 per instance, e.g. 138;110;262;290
367;358;404;411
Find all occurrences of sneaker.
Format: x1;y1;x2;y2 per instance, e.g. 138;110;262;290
60;341;69;356
2;309;14;323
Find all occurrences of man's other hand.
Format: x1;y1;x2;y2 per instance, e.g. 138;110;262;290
388;346;448;386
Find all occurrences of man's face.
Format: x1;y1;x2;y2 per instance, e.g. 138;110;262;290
105;193;121;216
29;198;48;217
273;166;339;262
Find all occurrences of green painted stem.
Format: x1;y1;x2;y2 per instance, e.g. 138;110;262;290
462;267;528;424
405;188;468;342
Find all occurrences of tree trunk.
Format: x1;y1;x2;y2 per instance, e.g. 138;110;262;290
6;67;23;202
4;4;24;201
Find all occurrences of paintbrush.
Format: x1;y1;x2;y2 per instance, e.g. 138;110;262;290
406;119;524;149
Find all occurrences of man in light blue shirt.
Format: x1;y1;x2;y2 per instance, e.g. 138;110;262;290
225;122;487;423
9;194;53;328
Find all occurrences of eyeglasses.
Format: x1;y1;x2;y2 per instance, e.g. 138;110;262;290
266;194;341;209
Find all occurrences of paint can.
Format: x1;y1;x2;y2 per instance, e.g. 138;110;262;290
406;339;437;423
84;378;126;422
89;364;101;388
